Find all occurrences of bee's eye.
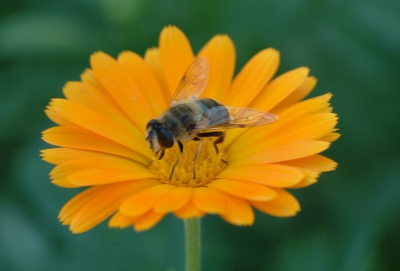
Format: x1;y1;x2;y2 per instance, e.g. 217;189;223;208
157;128;174;148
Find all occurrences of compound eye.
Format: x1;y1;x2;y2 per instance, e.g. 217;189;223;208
157;128;174;148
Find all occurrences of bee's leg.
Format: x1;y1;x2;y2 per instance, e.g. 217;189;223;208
192;138;203;179
169;141;183;180
158;149;165;160
196;132;227;164
213;133;228;164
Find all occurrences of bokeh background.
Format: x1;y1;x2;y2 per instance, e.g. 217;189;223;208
1;0;399;270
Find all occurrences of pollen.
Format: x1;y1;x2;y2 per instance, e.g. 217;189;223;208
149;139;228;187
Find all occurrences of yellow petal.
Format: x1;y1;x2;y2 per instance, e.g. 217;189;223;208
159;25;194;96
80;68;106;91
284;166;320;188
62;179;159;233
280;154;337;172
230;113;337;160
230;140;331;167
225;48;279;107
192;187;227;214
144;47;170;102
62;82;139;134
269;113;338;145
207;179;277;201
133;211;165;232
174;201;205;219
273;76;317;112
45;106;73;126
117;51;168;115
197;34;235;101
153;186;193;213
250;67;310;111
225;93;333;152
90;51;153;131
59;185;104;225
50;157;145;181
42;126;148;164
120;184;175;216
41;148;136;165
49;99;151;157
320;132;341;142
220;195;254;226
108;211;139;229
250;188;300;217
217;164;304;187
67;168;157;186
227;98;331;151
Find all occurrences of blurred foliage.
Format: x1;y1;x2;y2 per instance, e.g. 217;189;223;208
1;0;399;270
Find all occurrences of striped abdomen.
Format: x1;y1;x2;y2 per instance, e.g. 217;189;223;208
159;98;223;141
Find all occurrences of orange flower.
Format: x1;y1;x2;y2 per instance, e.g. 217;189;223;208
41;26;339;233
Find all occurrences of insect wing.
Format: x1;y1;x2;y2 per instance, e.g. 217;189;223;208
195;106;278;130
170;57;209;106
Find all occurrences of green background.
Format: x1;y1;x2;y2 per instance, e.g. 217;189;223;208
1;0;399;270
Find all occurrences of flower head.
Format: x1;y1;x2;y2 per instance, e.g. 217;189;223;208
41;26;339;233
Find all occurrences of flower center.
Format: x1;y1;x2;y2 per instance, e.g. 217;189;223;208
149;139;228;187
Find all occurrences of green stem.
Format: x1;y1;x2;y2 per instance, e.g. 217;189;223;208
184;218;201;271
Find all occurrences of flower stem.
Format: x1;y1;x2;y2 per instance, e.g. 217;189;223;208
184;218;201;271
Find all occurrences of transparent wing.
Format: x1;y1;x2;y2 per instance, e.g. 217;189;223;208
194;106;279;131
169;57;209;106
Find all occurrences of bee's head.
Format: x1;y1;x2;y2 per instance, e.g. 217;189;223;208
146;119;175;153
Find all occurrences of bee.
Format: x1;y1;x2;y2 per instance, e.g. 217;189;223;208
146;57;278;179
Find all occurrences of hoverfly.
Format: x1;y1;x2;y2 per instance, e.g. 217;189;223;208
146;57;278;179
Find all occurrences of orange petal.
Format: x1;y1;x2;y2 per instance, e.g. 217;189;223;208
144;47;170;102
45;106;74;126
61;179;159;233
120;184;175;216
42;126;148;164
174;200;205;219
117;51;168;115
41;148;132;165
90;51;153;131
273;76;317;112
250;188;300;217
192;187;227;214
225;48;279;107
80;68;106;91
49;99;151;157
153;186;193;213
229;113;337;160
67;169;157;186
108;211;139;229
280;154;338;172
197;34;235;101
133;210;165;232
59;185;104;225
268;113;338;145
220;195;254;226
225;93;333;152
207;179;277;201
62;82;139;134
54;163;156;187
159;25;194;96
250;67;310;111
230;140;331;167
289;168;320;188
217;164;304;187
49;157;146;181
320;132;341;142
